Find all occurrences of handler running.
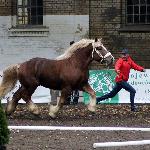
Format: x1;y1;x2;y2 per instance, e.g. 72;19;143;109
96;48;145;112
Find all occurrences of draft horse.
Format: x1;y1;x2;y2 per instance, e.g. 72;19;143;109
0;38;114;118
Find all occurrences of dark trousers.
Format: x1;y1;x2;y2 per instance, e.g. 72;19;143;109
96;81;136;109
65;90;79;105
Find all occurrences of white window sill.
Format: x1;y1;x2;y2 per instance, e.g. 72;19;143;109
8;27;49;37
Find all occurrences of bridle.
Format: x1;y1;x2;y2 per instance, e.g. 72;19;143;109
92;42;112;63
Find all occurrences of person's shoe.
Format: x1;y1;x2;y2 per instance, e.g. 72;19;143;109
64;101;70;105
72;101;78;105
131;108;138;112
131;105;138;112
96;97;102;104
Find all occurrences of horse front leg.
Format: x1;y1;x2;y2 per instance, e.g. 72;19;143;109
49;88;70;118
83;83;96;113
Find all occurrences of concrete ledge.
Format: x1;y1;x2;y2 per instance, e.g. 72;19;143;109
119;25;150;32
8;27;49;37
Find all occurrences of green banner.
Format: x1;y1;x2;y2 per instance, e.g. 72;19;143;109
83;70;119;104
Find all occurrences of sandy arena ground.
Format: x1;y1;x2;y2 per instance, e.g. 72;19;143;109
4;103;150;150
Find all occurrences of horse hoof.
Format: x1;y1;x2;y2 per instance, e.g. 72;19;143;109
28;102;40;115
5;111;12;116
49;112;56;119
87;105;96;112
32;109;40;115
5;108;12;115
6;100;17;116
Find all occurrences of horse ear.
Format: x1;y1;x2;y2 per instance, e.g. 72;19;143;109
95;37;98;42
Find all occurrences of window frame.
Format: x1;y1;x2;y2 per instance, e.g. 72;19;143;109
9;0;49;37
119;0;150;32
126;0;150;25
16;0;43;27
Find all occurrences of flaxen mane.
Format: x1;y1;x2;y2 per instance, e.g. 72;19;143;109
56;39;96;60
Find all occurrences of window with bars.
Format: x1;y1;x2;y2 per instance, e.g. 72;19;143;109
17;0;43;26
126;0;150;24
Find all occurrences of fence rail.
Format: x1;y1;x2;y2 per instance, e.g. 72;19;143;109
8;126;150;131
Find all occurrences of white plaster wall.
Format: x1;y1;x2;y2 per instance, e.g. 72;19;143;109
0;15;89;70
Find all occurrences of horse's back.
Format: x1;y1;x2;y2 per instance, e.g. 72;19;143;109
19;57;51;74
17;57;89;90
18;57;62;89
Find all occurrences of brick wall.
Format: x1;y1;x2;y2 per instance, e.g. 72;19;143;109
44;0;89;15
0;0;89;16
0;0;149;69
0;0;11;16
0;0;89;70
90;0;150;69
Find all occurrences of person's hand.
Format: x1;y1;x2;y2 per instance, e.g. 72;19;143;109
142;69;146;72
116;70;120;74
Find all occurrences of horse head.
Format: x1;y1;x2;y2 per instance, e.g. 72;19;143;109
92;38;114;67
56;38;114;67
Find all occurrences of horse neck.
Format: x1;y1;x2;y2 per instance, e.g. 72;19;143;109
72;45;93;69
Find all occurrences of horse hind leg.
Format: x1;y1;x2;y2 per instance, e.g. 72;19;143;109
6;87;23;115
82;84;96;113
6;86;40;116
22;82;40;115
17;76;40;115
8;92;40;116
21;90;40;115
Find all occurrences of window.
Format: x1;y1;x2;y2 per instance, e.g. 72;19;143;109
126;0;150;24
17;0;43;26
9;0;49;36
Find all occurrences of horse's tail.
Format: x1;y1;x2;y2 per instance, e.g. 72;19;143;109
0;64;20;99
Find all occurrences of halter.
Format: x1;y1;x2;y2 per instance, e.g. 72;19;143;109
92;42;112;63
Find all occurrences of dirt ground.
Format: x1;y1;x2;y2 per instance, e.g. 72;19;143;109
4;103;150;150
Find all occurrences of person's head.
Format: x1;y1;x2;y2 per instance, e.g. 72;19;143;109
120;48;129;58
70;41;75;46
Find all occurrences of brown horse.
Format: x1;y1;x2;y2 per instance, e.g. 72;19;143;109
0;38;114;118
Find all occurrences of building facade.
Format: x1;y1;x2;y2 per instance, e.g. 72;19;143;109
0;0;149;70
0;0;89;70
90;0;150;69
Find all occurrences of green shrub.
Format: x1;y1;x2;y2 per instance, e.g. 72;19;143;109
0;102;9;146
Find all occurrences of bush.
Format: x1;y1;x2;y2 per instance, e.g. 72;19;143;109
0;102;10;147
